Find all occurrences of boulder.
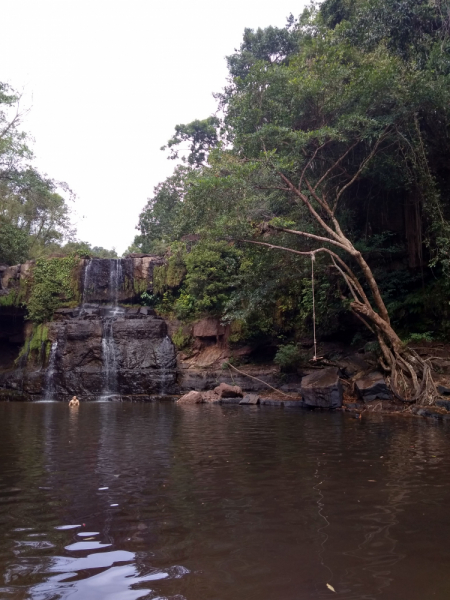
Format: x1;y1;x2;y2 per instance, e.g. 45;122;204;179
240;393;260;405
336;354;369;378
260;399;284;407
213;382;243;398
437;385;450;396
415;407;444;420
202;390;220;403
220;398;243;405
193;318;226;339
355;371;391;402
435;397;450;411
177;391;204;404
300;368;343;409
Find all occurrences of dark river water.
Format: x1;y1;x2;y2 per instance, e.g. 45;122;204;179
0;402;450;600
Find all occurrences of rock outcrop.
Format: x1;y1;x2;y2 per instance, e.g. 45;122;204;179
0;257;178;401
177;391;204;404
0;306;177;400
355;371;391;402
300;368;343;408
0;255;164;304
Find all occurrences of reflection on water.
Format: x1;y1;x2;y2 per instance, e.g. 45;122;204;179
0;403;450;599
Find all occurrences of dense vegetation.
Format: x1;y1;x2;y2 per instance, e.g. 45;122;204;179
0;84;116;264
130;0;450;402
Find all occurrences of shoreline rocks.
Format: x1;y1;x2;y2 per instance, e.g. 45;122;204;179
300;368;343;409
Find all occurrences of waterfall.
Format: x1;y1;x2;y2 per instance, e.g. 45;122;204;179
82;259;93;307
157;335;176;396
100;259;123;400
109;259;122;311
101;320;118;399
43;342;58;400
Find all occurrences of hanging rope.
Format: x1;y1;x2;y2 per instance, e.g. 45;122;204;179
311;252;318;361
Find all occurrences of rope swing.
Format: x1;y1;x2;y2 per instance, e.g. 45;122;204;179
311;253;318;361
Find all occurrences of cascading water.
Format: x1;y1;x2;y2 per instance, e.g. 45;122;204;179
109;259;122;313
157;335;176;396
100;259;124;400
101;320;118;398
81;258;93;307
43;341;58;400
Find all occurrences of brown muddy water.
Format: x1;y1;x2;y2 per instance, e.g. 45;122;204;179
0;402;449;600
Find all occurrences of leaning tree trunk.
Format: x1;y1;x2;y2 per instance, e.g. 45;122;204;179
245;233;439;404
246;226;438;404
350;299;438;405
247;151;440;405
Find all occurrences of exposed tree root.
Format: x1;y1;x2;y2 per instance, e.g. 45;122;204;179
379;343;439;405
351;301;439;405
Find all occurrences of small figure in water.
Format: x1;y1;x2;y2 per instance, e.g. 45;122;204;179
69;396;79;407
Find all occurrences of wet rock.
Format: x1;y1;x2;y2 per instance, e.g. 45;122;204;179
260;399;284;407
177;391;203;404
213;382;243;398
300;368;343;409
202;390;220;403
220;397;242;405
0;313;178;399
139;307;156;316
436;398;450;411
437;385;450;396
355;371;391;402
179;367;279;393
284;400;306;408
416;407;444;420
54;308;77;320
240;393;260;405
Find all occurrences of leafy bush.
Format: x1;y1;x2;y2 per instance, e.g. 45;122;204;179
172;326;192;350
0;221;29;265
274;344;301;371
26;256;80;323
179;241;242;316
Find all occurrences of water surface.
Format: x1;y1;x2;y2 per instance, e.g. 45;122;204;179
0;402;449;599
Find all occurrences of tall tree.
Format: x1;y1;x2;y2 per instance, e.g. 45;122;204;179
157;1;450;403
0;83;75;263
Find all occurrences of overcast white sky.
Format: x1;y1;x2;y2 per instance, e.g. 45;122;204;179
1;0;305;254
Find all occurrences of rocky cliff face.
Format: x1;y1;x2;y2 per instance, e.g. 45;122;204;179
0;256;178;401
0;255;164;303
9;307;178;400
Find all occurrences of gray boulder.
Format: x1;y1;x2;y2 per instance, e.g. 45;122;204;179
300;368;342;409
355;371;391;402
240;393;260;405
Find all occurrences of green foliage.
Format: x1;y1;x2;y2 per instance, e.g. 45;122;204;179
0;220;29;264
171;326;192;350
0;82;76;263
16;323;49;366
61;241;118;259
131;1;450;350
0;291;17;307
134;166;191;254
404;332;434;344
175;241;242;318
0;278;28;308
274;343;301;371
162;117;220;167
153;244;187;294
140;291;158;307
26;256;80;323
28;324;49;354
